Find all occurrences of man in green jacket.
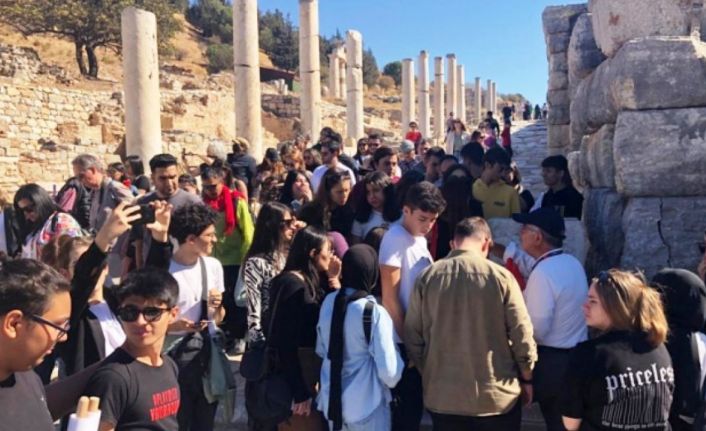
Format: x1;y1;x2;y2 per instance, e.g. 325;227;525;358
404;217;537;429
200;166;254;352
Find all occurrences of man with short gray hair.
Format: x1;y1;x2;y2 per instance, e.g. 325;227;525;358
72;154;132;283
405;217;536;429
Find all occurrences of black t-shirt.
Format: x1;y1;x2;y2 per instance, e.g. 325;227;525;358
541;186;584;219
561;331;674;431
0;370;53;431
84;348;180;431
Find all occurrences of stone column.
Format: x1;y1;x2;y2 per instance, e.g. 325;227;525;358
401;58;415;134
491;81;497;113
346;30;364;144
328;53;340;99
457;64;465;124
417;50;430;138
338;58;346;99
121;7;162;164
474;77;482;124
486;79;493;113
446;54;457;119
233;0;263;160
433;57;445;140
299;0;321;139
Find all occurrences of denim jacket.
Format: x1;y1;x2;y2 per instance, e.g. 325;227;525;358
316;289;403;424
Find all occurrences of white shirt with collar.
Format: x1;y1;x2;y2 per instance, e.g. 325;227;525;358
310;161;357;193
523;249;588;349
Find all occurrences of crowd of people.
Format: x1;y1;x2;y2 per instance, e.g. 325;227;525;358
0;110;704;431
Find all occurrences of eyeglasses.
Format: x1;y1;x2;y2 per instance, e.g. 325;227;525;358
202;184;219;191
30;315;71;339
18;203;36;214
281;217;297;228
117;306;170;323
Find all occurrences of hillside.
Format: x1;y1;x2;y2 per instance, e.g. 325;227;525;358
0;14;212;90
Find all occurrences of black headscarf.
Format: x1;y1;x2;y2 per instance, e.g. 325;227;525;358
652;268;706;426
328;244;378;430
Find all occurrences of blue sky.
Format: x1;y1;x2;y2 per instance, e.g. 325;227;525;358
258;0;582;104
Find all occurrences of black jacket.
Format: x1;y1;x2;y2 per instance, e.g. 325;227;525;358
2;205;20;257
653;268;706;429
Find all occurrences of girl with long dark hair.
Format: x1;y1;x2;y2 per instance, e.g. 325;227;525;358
299;169;354;241
351;172;400;244
433;171;484;259
14;183;82;260
265;226;341;430
280;170;313;213
241;202;299;344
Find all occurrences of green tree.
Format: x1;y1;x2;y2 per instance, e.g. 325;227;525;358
259;9;298;72
0;0;180;78
206;43;233;73
382;61;402;86
186;0;232;43
362;48;379;87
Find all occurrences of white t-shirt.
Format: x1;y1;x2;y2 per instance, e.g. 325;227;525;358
378;223;432;313
523;250;588;349
310;162;357;193
169;256;225;335
89;302;125;357
351;211;381;239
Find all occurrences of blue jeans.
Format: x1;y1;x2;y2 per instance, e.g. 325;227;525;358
329;402;391;431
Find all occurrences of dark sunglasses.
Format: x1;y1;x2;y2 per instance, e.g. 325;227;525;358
281;217;297;227
597;271;615;286
30;314;71;338
202;184;219;191
117;306;170;323
18;204;36;214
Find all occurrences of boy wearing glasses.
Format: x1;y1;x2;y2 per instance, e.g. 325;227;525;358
0;259;71;431
84;268;181;431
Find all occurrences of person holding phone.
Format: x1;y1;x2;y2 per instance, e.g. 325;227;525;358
165;203;225;431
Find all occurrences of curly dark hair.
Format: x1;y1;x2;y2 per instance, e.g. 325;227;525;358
169;203;218;244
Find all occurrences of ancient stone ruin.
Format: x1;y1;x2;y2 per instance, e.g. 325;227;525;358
543;0;706;277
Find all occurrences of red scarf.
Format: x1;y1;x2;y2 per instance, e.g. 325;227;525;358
204;186;243;236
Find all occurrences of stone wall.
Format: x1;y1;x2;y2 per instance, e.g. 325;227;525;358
545;1;706;277
542;4;587;155
0;80;240;193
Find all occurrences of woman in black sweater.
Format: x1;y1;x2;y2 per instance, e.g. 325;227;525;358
264;226;341;430
561;269;673;431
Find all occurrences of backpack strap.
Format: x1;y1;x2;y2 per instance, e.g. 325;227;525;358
198;257;209;322
363;301;374;344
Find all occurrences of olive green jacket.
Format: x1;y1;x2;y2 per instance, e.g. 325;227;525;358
404;249;537;417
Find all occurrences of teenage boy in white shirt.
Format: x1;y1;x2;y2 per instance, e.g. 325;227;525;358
379;181;446;431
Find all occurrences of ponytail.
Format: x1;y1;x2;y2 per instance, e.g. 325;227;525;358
634;286;668;347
